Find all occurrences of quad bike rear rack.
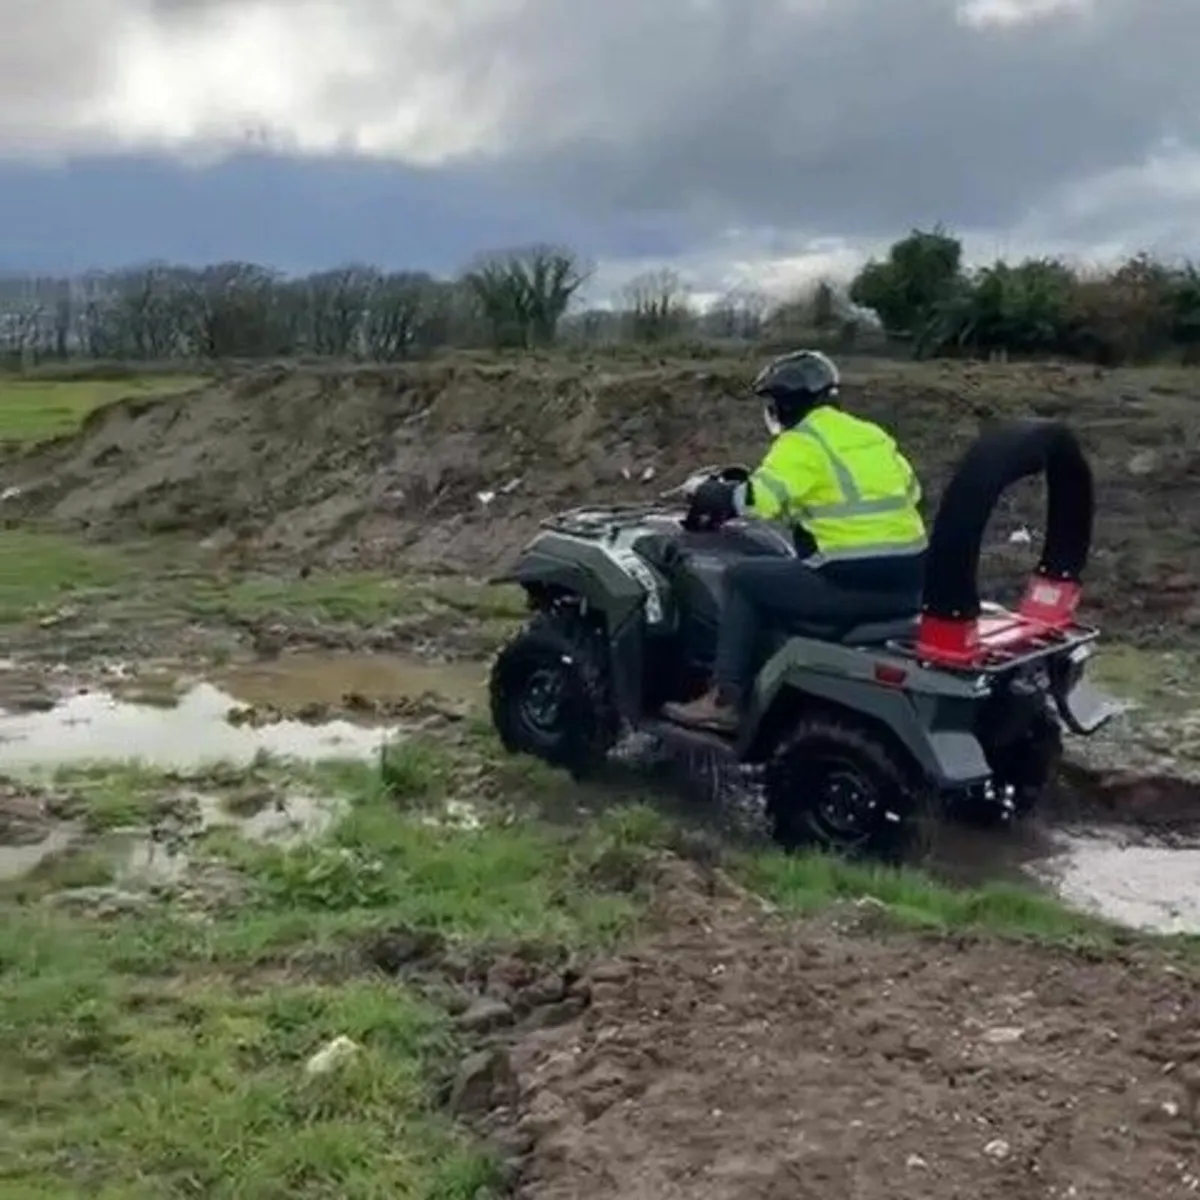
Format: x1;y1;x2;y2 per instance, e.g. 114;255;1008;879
910;418;1097;673
903;580;1099;673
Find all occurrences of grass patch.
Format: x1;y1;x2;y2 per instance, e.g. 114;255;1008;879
740;848;1114;943
0;961;496;1197
1090;642;1200;714
0;529;139;624
0;375;206;443
185;570;525;626
0;527;522;648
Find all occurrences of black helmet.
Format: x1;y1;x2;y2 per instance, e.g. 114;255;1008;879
752;349;840;433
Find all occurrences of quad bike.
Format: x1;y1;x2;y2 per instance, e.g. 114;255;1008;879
487;419;1119;860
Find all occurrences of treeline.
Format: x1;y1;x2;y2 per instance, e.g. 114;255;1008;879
0;248;804;367
849;227;1200;364
0;231;1197;367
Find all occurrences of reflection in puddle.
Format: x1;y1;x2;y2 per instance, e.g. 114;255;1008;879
0;683;398;769
1032;832;1200;935
0;791;343;884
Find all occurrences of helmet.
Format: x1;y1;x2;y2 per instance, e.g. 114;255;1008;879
752;349;840;434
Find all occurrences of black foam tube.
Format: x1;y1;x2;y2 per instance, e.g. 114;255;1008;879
921;419;1094;621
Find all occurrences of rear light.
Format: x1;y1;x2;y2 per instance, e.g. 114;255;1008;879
874;663;908;686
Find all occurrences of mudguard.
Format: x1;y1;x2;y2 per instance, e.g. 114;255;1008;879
492;531;665;720
742;641;993;786
491;533;651;629
1055;677;1121;735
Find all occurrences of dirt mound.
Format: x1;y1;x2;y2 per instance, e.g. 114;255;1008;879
498;862;1199;1200
11;356;1200;638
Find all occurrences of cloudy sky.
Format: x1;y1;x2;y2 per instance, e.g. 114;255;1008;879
1;0;1197;299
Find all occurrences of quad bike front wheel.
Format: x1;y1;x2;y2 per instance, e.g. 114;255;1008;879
489;610;617;779
762;715;926;863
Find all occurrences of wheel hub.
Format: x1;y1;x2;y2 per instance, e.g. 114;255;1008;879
814;766;878;838
519;667;566;733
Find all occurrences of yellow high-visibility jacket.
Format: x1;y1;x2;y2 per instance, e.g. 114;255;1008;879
747;405;926;562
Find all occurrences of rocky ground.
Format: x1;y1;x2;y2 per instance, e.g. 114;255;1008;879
2;355;1200;1198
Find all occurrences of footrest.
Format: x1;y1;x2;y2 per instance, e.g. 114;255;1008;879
643;717;738;754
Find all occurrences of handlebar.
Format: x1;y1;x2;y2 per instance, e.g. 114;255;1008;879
659;463;752;501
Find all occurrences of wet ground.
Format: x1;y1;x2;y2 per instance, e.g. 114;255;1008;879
0;640;1197;937
7;360;1200;1197
0;682;398;768
0;649;492;913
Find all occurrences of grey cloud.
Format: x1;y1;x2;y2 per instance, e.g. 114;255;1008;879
0;1;128;144
1;0;1197;259
470;0;1200;244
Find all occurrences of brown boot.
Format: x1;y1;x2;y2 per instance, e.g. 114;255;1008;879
662;685;739;732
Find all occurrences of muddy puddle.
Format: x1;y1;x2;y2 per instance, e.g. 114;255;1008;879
927;815;1200;935
0;652;484;770
1032;831;1200;936
217;651;483;715
0;790;341;886
0;683;398;769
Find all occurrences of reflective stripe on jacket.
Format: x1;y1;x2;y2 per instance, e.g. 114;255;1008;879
747;406;926;562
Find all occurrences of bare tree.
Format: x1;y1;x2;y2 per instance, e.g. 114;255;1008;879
364;272;437;360
463;244;591;348
173;263;282;358
703;287;768;340
621;269;694;342
306;265;377;357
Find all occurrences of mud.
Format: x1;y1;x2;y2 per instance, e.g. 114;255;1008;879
433;859;1200;1200
217;651;482;724
9;357;1200;644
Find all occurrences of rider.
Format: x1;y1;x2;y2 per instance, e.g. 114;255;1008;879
663;349;927;733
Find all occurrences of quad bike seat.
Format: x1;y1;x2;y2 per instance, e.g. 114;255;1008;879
776;591;921;645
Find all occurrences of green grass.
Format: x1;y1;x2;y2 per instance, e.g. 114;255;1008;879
1;723;1190;1195
0;528;523;647
0;751;647;1197
185;571;526;627
0;529;139;624
0;376;207;443
0;958;495;1198
740;848;1113;943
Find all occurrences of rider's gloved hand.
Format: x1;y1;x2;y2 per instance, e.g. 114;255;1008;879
692;477;738;524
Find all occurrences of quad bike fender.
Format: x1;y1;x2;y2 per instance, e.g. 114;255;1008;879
742;670;992;787
1049;648;1122;735
493;535;658;718
492;535;651;629
1054;676;1121;735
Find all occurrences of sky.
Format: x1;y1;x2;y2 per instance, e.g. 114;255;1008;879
1;0;1198;301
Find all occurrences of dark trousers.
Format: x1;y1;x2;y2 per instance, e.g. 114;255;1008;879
713;554;925;695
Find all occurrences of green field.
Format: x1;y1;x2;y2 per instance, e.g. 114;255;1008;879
0;375;207;442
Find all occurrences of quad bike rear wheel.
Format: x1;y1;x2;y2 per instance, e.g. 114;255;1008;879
762;715;926;863
987;709;1064;818
489;609;617;779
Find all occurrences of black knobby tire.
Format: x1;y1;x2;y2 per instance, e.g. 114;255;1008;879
989;710;1064;818
762;715;926;863
489;610;617;779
